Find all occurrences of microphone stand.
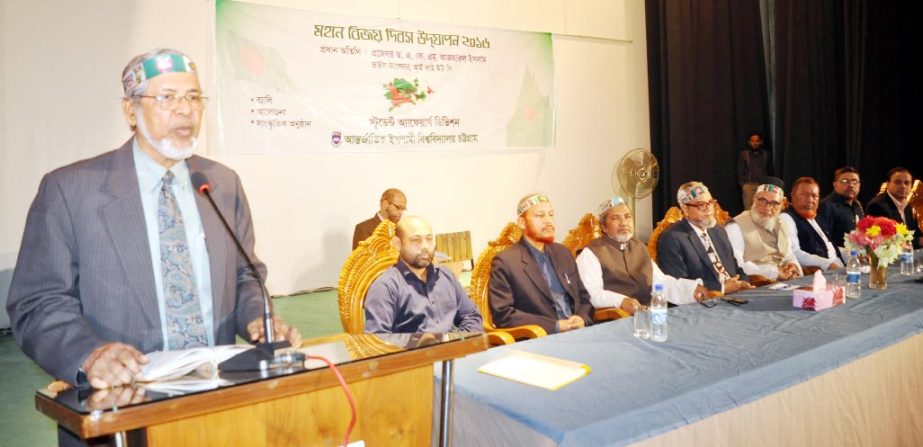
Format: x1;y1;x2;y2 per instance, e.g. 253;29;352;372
195;181;304;371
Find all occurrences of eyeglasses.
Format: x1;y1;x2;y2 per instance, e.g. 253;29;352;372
837;178;860;186
388;200;406;212
685;200;716;211
756;197;782;208
134;93;209;111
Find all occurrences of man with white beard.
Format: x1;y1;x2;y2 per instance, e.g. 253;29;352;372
489;194;596;334
657;182;753;294
576;197;709;315
8;49;302;408
726;184;803;281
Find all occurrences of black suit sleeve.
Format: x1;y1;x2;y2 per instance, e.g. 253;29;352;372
488;255;558;334
656;230;690;279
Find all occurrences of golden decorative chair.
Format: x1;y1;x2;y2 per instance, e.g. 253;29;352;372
561;213;629;321
470;223;547;346
337;220;399;334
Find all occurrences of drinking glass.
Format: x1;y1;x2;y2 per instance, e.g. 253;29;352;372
633;307;651;339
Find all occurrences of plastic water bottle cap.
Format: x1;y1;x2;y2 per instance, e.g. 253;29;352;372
850;250;858;256
654;284;664;292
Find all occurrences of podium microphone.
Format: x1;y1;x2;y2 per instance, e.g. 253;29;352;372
190;172;304;371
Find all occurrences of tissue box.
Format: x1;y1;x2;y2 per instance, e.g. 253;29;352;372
793;284;845;311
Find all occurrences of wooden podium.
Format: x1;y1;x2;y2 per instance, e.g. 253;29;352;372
36;333;487;446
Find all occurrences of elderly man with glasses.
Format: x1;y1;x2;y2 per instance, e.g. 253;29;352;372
817;166;864;251
8;48;303;445
657;182;753;294
726;184;803;282
576;196;709;315
352;188;407;249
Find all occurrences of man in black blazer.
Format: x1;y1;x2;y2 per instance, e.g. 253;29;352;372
488;194;595;334
352;188;406;249
657;182;752;294
866;167;921;248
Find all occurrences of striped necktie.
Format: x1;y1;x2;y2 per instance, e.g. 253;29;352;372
159;171;207;349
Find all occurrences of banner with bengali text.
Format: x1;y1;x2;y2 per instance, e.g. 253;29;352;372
214;0;554;153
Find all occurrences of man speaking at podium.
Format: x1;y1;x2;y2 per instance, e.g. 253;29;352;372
6;49;302;410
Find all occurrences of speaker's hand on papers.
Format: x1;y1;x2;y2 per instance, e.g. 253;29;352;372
82;342;149;389
247;315;303;348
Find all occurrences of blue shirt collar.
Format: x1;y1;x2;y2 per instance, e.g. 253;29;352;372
132;137;192;194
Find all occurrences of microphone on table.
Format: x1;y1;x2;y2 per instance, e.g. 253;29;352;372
190;172;304;371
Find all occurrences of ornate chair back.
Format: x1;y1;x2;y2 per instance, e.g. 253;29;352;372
337;221;399;334
561;213;603;257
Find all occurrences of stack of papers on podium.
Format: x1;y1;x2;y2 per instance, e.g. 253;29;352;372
138;345;251;383
477;350;591;391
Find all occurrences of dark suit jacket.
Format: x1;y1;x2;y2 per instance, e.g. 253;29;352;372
866;193;921;249
488;239;594;334
657;219;747;291
7;139;265;384
352;214;382;249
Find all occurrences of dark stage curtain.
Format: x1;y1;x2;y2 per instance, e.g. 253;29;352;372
648;0;923;223
646;0;771;221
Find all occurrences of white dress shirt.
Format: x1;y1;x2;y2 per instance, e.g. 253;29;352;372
576;248;700;308
779;213;839;270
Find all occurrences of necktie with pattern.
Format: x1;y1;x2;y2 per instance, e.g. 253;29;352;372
159;171;208;349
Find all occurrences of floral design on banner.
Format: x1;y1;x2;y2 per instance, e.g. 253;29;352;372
383;78;434;111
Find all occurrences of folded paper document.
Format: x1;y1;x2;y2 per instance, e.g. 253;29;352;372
477;350;590;391
138;345;251;382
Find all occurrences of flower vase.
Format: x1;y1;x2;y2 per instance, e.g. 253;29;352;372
869;253;888;290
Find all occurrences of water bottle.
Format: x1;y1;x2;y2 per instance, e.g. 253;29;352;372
900;246;915;275
650;284;668;342
846;250;861;299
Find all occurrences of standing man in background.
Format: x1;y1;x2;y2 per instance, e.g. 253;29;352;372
737;132;771;210
352;188;407;249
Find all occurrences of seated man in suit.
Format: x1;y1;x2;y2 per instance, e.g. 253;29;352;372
780;177;843;271
577;196;709;315
364;215;482;333
489;194;595;334
726;184;803;281
866;167;921;248
817;166;864;250
352;188;407;249
657;182;753;294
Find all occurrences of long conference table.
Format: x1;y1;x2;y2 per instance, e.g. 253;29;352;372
448;264;923;446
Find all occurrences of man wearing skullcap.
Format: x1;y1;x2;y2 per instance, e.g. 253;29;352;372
726;184;803;281
488;194;595;334
577;196;710;314
657;182;753;294
7;49;302;421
